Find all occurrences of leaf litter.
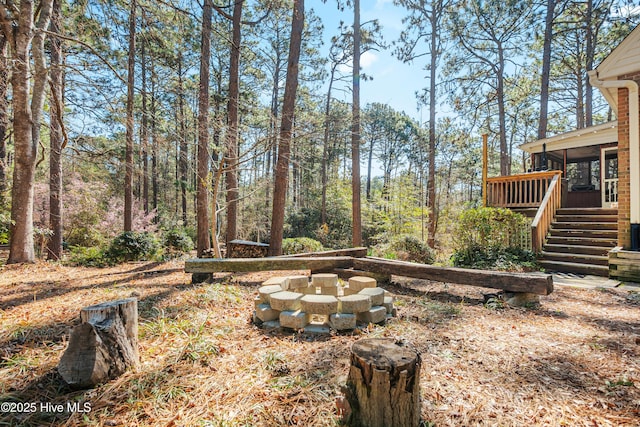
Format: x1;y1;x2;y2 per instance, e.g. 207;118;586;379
0;260;638;426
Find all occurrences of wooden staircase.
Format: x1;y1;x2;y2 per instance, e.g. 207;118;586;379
538;208;617;276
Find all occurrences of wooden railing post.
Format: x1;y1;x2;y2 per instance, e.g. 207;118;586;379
530;173;562;253
486;170;561;209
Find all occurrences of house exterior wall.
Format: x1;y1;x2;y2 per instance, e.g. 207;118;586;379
617;71;640;249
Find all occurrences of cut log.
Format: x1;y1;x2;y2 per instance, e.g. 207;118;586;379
58;298;139;389
354;257;553;295
185;256;354;274
345;338;421;427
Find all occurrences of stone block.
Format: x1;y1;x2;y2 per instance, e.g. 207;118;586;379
343;286;359;296
329;313;357;330
258;284;285;303
262;276;290;290
320;285;340;296
302;285;318;295
301;294;339;315
280;310;310;329
254;295;263;309
255;303;280;322
383;296;394;314
312;273;339;287
348;276;377;292
358;287;385;306
288;275;309;290
269;291;303;311
504;292;540;307
357;306;387;324
338;294;372;314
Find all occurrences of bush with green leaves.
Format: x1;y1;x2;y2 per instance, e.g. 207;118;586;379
106;231;160;263
451;207;538;271
67;246;110;267
454;207;531;250
390;235;435;264
371;235;435;264
162;229;194;254
281;237;324;255
451;245;538;271
0;211;11;245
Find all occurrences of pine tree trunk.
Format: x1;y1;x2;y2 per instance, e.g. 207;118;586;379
269;0;304;256
140;38;149;214
538;0;555;140
46;0;64;260
0;35;8;206
150;57;158;215
124;0;136;232
178;52;188;227
426;5;439;249
225;0;243;244
351;0;362;247
6;0;54;263
196;0;212;257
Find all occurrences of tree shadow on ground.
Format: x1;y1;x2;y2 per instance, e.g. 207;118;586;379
0;277;213;418
0;265;183;311
384;280;486;306
0;368;75;426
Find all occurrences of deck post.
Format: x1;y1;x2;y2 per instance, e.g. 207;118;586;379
482;133;488;207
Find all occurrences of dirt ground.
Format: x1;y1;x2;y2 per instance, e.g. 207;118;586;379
0;259;639;426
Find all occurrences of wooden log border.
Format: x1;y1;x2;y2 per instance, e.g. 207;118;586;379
185;253;553;296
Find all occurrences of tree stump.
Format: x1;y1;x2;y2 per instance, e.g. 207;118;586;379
58;298;139;388
345;338;421;427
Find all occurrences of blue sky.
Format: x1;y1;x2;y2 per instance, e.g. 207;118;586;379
312;0;428;122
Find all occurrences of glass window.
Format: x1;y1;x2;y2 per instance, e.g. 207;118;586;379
604;154;618;180
567;160;600;191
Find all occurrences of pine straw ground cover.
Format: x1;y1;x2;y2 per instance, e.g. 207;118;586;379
0;260;638;426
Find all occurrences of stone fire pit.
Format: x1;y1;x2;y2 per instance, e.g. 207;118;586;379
252;274;396;333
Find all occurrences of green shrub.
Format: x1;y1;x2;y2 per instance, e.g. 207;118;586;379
451;245;538;271
453;207;531;250
451;207;538;271
281;237;324;255
0;211;11;245
106;231;160;263
389;235;435;264
371;235;435;264
67;246;110;267
162;229;194;254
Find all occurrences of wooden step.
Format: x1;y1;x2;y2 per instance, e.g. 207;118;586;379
556;208;618;216
538;260;609;276
551;222;617;230
540;252;608;266
546;236;618;247
543;244;612;256
549;229;617;239
555;215;618;223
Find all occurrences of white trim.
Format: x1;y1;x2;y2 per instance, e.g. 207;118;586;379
601;146;619;208
519;122;618;154
597;25;640;80
589;70;640;224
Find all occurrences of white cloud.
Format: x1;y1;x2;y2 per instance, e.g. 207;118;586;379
375;0;394;9
360;51;378;69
